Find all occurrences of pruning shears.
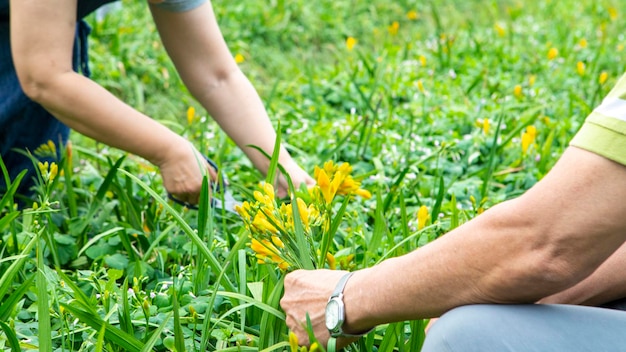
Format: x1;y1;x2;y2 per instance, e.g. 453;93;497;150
167;156;241;214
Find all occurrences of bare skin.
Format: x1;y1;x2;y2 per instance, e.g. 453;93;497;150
538;241;626;306
281;147;626;347
10;0;313;204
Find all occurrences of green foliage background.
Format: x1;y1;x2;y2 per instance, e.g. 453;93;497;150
1;0;625;351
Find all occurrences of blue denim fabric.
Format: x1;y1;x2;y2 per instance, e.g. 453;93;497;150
423;304;626;352
0;24;67;198
0;13;96;198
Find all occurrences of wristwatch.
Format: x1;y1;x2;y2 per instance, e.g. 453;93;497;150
325;272;372;338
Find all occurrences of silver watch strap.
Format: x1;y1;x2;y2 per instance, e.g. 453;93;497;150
330;272;354;299
328;271;374;338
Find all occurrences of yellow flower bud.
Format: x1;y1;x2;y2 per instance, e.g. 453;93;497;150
289;331;299;352
599;71;608;85
186;106;195;125
576;61;585;76
547;47;558;60
417;205;430;230
346;36;357;51
388;21;399;35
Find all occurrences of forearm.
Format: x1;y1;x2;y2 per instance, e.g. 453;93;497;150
10;0;189;167
150;3;296;176
341;147;626;332
30;72;187;165
190;70;292;171
539;241;626;306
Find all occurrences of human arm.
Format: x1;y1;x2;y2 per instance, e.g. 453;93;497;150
10;0;213;204
538;241;626;306
148;1;314;197
281;146;626;347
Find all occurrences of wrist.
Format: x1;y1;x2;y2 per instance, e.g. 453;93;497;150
151;135;193;167
341;269;378;335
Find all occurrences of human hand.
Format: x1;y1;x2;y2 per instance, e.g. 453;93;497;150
281;269;367;349
156;141;217;206
276;159;315;198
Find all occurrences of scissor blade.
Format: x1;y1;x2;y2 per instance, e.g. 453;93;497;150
212;191;242;215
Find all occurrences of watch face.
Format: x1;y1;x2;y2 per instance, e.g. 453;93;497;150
325;299;340;330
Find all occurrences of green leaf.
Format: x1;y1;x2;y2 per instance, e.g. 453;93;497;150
61;301;144;352
104;253;129;269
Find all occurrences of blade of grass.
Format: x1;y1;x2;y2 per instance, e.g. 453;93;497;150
0;234;37;300
95;324;106;352
406;320;426;351
363;189;385;266
37;238;52;352
140;312;173;352
480;111;505;199
119;278;134;335
431;175;446;222
61;301;144;352
238;249;247;334
0;321;20;352
117;169;234;292
0;275;35;322
172;286;186;352
377;322;401;352
61;143;78;218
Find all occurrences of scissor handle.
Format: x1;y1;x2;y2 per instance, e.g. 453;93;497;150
167;155;224;210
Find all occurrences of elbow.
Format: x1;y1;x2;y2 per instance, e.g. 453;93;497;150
527;250;590;298
15;63;71;105
483;248;587;304
17;71;51;104
185;65;243;98
478;198;599;303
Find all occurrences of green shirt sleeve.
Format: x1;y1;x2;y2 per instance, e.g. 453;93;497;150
570;73;626;166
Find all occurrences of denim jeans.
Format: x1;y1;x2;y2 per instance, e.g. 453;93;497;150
423;304;626;352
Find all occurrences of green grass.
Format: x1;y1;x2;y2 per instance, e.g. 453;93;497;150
1;0;625;350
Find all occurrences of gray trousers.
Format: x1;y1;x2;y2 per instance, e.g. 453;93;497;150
423;304;626;351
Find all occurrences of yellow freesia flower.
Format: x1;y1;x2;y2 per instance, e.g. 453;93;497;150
34;140;57;158
577;61;585;76
250;238;289;270
346;36;357;51
388;21;399;35
547;47;558;60
521;125;537;155
494;22;505;37
608;7;617;21
482;118;490;135
599;71;608;85
326;252;336;270
252;213;279;234
186;106;195;125
417;79;425;93
419;55;427;67
289;332;299;352
417;205;429;230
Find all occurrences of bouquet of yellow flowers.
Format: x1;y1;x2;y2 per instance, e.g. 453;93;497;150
235;161;371;272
